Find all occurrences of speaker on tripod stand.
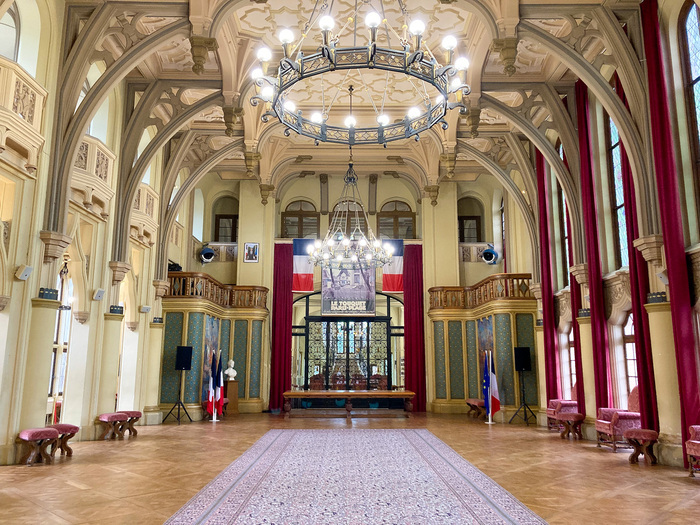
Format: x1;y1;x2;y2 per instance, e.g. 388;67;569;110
163;346;193;424
509;347;537;425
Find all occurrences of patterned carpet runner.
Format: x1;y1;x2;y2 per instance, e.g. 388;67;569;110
167;429;546;524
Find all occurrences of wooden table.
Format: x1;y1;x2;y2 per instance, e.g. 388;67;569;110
282;390;415;419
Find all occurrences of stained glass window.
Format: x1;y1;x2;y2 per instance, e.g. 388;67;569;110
623;313;638;395
607;117;629;268
681;2;700;203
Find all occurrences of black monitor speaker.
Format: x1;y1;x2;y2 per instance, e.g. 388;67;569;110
514;347;532;372
175;346;193;371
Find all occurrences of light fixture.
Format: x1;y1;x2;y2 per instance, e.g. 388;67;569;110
309;153;392;270
249;0;471;146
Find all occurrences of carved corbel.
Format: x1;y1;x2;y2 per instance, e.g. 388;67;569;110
299;171;315;178
153;279;170;299
383;171;399;178
109;261;131;285
259;184;275;205
189;36;218;75
424;185;439;206
633;235;664;267
465;107;481;138
570;264;589;286
689;246;700;309
39;231;72;264
244;151;261;178
126;321;138;332
491;37;519;77
73;311;89;324
294;155;313;164
0;295;10;312
439;153;456;179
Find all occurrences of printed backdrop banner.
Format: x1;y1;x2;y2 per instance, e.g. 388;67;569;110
322;266;375;315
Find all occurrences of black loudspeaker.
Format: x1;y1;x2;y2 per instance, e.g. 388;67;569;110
514;347;532;372
175;346;193;371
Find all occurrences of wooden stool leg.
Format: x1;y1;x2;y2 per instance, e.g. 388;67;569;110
61;433;75;456
19;440;33;465
114;421;125;439
559;421;570;439
39;439;55;464
627;439;643;463
573;421;583;439
345;399;352;419
98;421;112;440
644;441;658;465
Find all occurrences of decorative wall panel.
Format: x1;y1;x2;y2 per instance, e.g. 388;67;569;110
447;321;465;399
494;313;515;406
184;312;204;404
160;312;184;404
515;313;538;406
249;320;263;398
465;320;479;398
233;320;249;398
434;321;447;399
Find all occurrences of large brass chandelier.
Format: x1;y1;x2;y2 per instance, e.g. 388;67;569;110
249;0;471;146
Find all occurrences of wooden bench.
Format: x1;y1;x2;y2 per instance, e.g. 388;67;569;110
17;428;59;466
283;390;415;419
97;412;128;440
465;398;486;419
47;423;79;457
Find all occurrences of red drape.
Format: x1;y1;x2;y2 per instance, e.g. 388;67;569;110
403;244;426;411
269;243;293;411
615;74;659;430
576;80;611;410
641;0;699;448
566;212;586;415
536;150;560;402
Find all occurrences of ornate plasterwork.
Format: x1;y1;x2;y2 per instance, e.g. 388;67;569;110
554;289;572;330
603;269;631;323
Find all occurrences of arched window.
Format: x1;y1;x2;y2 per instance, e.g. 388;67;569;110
282;200;320;238
212;196;239;242
378;200;415;239
192;189;204;241
681;1;700;206
0;3;19;62
559;329;576;399
605;115;629;268
457;197;484;243
49;261;73;423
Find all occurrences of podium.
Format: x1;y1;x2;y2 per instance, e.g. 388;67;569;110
224;380;239;415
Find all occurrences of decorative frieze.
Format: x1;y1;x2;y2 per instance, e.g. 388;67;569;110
12;79;36;125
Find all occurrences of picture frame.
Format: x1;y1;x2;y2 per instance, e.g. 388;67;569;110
243;242;259;263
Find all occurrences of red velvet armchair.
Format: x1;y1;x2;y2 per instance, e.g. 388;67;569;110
546;384;578;430
595;386;641;451
686;425;700;477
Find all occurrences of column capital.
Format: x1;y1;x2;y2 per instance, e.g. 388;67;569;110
570;263;589;286
39;231;71;264
0;295;9;312
424;185;439;206
109;261;131;285
73;311;89;324
189;35;218;75
633;234;664;266
259;184;275;205
152;279;170;299
530;283;542;301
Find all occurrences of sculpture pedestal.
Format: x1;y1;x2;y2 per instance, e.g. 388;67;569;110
225;380;239;415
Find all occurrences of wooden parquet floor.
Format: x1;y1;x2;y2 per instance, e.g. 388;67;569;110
0;413;698;524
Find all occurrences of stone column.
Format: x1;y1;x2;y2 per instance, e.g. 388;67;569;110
142;279;169;425
19;298;61;429
530;284;547;422
96;310;124;416
576;315;596;432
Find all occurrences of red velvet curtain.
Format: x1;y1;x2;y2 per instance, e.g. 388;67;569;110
615;75;659;430
269;243;293;411
536;150;560;402
403;244;426;411
641;0;699;447
567;212;586;415
576;80;611;410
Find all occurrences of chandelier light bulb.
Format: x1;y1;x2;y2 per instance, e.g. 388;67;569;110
283;100;296;112
376;114;390;126
384;244;394;255
261;86;275;100
351;255;358;262
311;112;324;124
327;238;335;247
323;253;330;260
366;253;373;261
435;94;444;104
450;78;462;91
407;107;421;119
373;240;381;248
342;238;350;246
454;56;470;71
256;47;272;62
306;244;314;254
335;253;343;261
409;20;426;36
441;35;457;51
314;239;322;248
344;115;357;128
251;67;263;80
359;238;367;246
319;15;335;31
365;12;382;28
279;29;295;45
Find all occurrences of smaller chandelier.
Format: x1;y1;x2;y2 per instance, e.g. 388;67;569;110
308;157;393;269
249;1;471;146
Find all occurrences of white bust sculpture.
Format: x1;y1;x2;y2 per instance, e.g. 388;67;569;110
224;360;237;381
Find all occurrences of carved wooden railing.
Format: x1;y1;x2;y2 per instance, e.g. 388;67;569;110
429;273;533;310
166;272;268;310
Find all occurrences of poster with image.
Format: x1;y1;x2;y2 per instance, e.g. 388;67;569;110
321;266;375;315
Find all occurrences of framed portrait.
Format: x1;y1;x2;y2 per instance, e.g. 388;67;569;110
243;242;259;263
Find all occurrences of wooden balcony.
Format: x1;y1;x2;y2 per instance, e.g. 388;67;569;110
429;273;533;310
166;272;268;310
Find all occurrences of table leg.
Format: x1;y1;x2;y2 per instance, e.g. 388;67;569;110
345;398;352;419
283;399;291;419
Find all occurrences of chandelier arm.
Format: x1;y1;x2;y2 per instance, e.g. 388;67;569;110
325;70;352;115
358;70;380;115
379;0;392;46
336;1;366;40
406;76;430;105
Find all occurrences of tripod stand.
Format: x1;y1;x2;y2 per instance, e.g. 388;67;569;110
509;370;536;425
163;369;192;425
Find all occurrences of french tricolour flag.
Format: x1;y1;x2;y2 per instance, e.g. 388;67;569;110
382;240;404;292
292;239;315;292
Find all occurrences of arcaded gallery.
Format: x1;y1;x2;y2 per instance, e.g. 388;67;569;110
1;0;700;523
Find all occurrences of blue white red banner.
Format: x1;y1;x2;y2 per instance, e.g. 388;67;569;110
292;239;315;292
381;240;404;292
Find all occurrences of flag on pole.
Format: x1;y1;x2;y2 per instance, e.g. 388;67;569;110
292;239;315;292
481;352;501;416
381;240;404;292
215;352;224;416
206;351;218;416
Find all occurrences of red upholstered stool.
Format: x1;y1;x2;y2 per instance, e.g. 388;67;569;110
97;413;128;440
465;398;486;419
47;423;79;457
558;412;584;440
624;428;658;465
120;411;142;436
222;398;229;416
17;428;59;466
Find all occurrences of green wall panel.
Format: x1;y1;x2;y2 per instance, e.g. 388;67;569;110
447;321;465;399
465;320;479;398
160;312;184;404
494;313;515;406
434;321;447;399
233;320;248;398
515;313;538;405
184;312;204;404
249;320;263;398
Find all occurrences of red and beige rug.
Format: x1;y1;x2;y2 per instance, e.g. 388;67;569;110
167;429;545;524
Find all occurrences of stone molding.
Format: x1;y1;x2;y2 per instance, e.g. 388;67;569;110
602;269;631;323
153;279;170;299
424;185;439;206
633;235;664;267
0;295;10;311
73;311;89;324
39;231;72;264
569;264;589;286
109;261;131;285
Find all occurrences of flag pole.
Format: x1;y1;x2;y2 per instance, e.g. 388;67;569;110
486;349;495;425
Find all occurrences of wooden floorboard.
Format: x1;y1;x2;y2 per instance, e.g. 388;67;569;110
0;413;698;524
